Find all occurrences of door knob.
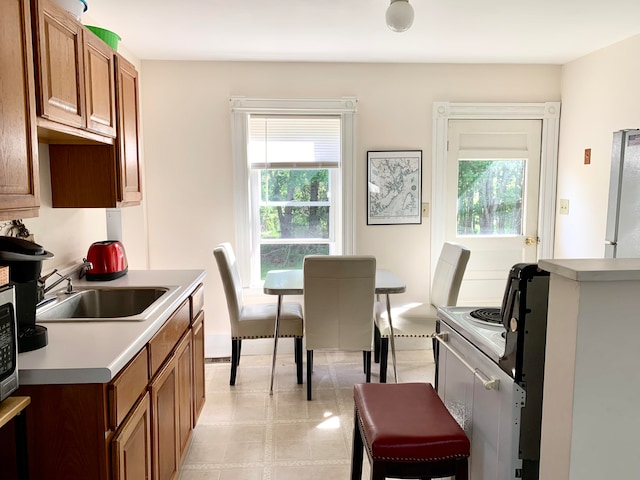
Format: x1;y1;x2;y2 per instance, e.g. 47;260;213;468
525;237;539;246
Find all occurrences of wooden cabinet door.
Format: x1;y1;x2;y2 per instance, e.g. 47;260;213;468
115;54;142;206
0;0;39;220
32;0;85;128
192;311;206;426
149;355;179;480
84;30;116;137
176;333;193;463
112;392;152;480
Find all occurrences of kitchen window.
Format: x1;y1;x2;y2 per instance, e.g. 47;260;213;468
230;97;357;287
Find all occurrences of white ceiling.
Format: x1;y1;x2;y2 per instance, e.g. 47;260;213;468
83;0;640;64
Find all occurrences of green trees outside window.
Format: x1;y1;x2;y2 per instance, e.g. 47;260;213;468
259;168;332;278
457;159;525;236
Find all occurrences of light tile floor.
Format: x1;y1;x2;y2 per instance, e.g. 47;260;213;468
179;349;435;480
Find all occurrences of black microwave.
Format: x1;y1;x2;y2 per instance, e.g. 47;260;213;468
0;285;18;403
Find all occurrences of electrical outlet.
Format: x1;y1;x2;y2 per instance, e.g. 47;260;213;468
422;203;429;217
559;199;570;215
584;148;591;165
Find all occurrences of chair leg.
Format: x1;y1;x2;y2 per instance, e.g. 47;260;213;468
363;351;366;374
350;409;364;480
295;337;303;384
379;338;388;383
364;351;371;383
306;350;313;400
230;339;240;385
374;324;381;363
237;339;242;365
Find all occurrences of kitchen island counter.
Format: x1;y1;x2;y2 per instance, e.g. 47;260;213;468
19;269;206;385
538;258;640;480
539;257;640;282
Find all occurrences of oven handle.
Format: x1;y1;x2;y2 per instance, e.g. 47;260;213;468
433;333;501;391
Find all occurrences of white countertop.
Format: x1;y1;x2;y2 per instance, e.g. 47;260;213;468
539;258;640;282
18;269;206;385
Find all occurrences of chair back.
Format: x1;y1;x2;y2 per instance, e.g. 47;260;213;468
303;255;376;351
430;242;471;308
213;243;244;328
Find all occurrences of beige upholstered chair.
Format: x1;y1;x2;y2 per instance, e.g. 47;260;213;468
375;242;470;382
303;255;376;400
214;243;304;386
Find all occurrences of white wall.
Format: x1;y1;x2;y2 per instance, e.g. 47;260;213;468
139;61;561;356
18;143;148;275
555;34;640;258
20;145;108;272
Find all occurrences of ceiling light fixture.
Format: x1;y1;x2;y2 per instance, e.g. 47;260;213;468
386;0;415;33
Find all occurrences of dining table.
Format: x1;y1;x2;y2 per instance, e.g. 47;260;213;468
263;268;406;394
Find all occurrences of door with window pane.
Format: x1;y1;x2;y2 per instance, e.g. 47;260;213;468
446;119;542;305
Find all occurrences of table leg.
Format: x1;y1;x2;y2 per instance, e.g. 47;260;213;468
385;294;399;383
269;295;284;395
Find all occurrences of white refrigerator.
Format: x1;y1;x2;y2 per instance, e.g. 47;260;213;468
605;129;640;258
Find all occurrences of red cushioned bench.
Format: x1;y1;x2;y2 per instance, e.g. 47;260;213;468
351;382;470;480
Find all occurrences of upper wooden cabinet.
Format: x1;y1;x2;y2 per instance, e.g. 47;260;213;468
115;54;143;205
84;29;117;137
48;52;143;208
0;0;40;221
31;0;116;142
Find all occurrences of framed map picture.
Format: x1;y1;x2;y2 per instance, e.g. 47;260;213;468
367;150;422;225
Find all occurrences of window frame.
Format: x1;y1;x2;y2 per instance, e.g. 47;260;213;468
230;97;357;288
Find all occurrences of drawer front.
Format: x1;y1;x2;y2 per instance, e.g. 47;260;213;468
148;299;190;377
109;346;149;429
190;283;204;321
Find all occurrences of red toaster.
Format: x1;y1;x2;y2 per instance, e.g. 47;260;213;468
85;240;128;281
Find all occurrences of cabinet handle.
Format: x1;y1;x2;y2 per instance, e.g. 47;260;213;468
434;333;500;390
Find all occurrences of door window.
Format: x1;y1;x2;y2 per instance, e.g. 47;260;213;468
457;159;525;236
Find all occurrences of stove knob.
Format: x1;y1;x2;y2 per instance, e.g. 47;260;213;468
510;317;518;332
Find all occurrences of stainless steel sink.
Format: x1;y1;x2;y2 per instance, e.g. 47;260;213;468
36;287;172;322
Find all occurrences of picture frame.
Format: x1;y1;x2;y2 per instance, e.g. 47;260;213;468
367;150;422;225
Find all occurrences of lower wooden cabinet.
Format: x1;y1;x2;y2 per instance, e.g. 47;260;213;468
177;332;193;463
0;283;206;480
150;331;193;480
112;393;152;480
150;352;179;480
192;310;205;426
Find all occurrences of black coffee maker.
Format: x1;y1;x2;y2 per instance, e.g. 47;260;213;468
0;236;53;352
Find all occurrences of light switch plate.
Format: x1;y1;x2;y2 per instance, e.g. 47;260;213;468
422;203;429;217
559;199;570;215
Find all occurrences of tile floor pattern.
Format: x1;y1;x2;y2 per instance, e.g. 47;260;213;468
179;350;435;480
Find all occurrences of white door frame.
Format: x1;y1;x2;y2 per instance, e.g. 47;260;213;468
431;102;561;280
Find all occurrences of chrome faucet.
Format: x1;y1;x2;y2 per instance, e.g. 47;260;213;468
37;259;93;303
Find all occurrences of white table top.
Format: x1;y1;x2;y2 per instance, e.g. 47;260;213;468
18;269;206;385
263;268;406;295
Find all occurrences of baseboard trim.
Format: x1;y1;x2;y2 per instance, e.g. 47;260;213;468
205;333;431;359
